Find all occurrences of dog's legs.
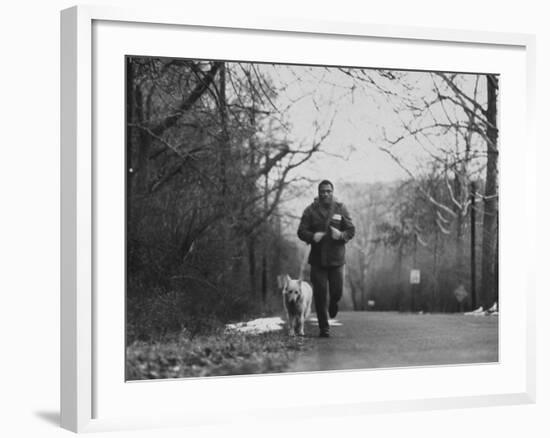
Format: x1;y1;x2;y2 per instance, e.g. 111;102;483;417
295;317;303;336
297;314;305;336
288;315;296;336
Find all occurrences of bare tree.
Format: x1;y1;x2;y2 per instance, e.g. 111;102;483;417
126;58;334;316
345;69;498;310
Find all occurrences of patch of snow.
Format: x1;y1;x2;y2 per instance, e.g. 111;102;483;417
307;316;342;326
225;317;285;334
226;315;346;334
464;303;499;317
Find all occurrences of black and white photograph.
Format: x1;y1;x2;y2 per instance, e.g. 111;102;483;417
125;56;499;380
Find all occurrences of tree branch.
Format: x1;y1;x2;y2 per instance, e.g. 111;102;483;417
149;61;223;137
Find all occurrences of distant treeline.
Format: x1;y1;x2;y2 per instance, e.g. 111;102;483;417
335;179;497;313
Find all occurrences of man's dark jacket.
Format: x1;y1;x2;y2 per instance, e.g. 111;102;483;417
297;198;355;267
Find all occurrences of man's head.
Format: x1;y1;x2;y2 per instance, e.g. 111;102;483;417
318;180;334;206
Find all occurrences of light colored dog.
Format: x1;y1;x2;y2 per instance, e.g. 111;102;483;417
280;275;313;336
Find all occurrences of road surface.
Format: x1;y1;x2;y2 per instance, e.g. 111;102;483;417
288;311;498;372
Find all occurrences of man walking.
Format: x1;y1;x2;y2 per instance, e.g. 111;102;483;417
298;180;355;337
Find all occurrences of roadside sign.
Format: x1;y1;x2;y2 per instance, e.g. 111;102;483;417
410;269;421;284
454;285;468;303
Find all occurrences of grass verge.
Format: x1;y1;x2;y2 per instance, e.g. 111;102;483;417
126;329;310;380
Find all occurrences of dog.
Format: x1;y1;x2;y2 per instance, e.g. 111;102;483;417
280;274;313;337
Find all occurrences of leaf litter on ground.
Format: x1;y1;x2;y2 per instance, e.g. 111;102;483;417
127;319;311;380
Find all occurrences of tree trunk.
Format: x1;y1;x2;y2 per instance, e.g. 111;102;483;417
396;232;406;311
261;150;269;303
454;172;465;287
248;235;257;297
480;75;499;309
360;251;366;310
134;85;152;195
272;207;283;296
494;220;499;305
432;229;439;312
470;182;477;310
348;274;359;310
126;57;135;233
219;62;229;197
217;63;231;282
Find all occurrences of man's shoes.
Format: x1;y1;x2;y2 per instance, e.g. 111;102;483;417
319;331;330;338
329;300;338;318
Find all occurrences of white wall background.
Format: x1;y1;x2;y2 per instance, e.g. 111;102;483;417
0;1;546;437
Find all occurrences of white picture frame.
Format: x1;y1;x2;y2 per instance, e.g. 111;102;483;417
60;5;536;433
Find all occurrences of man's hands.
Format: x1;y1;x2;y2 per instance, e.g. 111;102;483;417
313;228;343;242
313;232;325;243
330;226;343;240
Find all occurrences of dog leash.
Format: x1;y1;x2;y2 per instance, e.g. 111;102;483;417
298;247;309;281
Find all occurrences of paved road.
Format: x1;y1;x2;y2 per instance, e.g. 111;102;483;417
288;311;498;373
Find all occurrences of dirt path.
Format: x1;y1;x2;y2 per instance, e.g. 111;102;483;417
288;311;499;373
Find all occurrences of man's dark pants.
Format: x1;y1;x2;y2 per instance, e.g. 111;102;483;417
310;264;344;333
